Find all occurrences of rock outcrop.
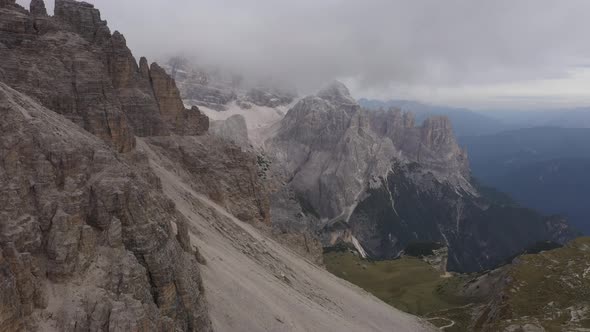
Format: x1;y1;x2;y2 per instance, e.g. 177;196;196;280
209;114;249;147
150;63;209;135
164;57;296;111
0;0;16;8
54;0;111;43
139;136;436;332
269;81;473;220
0;0;208;150
245;87;296;108
145;135;270;224
0;2;136;152
315;80;357;106
265;81;577;272
0;1;217;330
0;82;212;331
29;0;46;16
103;33;169;137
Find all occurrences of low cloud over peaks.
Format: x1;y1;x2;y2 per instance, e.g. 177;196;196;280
19;0;590;108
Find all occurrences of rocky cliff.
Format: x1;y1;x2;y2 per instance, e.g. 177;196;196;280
0;82;211;331
164;57;296;112
0;0;208;148
144;135;270;225
0;1;217;330
265;81;577;272
0;1;438;331
209;114;249;148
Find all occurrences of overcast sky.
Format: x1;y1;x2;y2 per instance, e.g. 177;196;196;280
18;0;590;110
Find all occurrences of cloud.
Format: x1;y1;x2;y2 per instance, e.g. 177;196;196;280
16;0;590;108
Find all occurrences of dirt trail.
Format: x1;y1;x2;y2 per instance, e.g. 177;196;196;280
427;317;456;330
138;139;436;332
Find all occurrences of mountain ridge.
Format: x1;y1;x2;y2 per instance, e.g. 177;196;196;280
0;1;438;331
265;82;577;273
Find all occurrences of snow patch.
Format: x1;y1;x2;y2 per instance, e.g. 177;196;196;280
197;101;296;147
351;236;368;259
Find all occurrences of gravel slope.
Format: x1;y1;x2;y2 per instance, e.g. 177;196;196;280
140;140;436;332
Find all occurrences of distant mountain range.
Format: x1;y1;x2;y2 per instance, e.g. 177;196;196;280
358;98;590;137
461;127;590;234
360;99;590;234
358;98;511;137
481;107;590;128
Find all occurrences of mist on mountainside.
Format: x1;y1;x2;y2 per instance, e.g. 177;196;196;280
3;1;590;331
15;0;590;109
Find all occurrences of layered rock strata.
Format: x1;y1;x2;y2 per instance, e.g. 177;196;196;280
0;82;212;331
0;1;216;330
0;0;208;153
266;81;577;272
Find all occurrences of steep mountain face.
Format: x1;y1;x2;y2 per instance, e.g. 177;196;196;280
209;114;249;148
166;59;296;148
266;82;578;272
0;0;208;151
270;82;472;220
0;3;434;332
138;139;436;332
144;135;271;225
359;98;512;137
345;164;575;272
0;1;216;330
0;82;211;331
165;58;297;112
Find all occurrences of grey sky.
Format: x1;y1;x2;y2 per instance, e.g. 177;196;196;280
18;0;590;109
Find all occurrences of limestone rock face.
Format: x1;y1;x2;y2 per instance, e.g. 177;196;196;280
54;0;111;43
0;0;16;8
182;80;237;111
163;57;296;111
29;0;46;16
245;87;296;108
209;114;249;147
368;109;471;178
103;33;169;137
0;83;212;331
146;135;270;224
0;0;209;152
316;80;357;106
150;63;190;126
270;81;473;220
150;63;209;135
0;1;136;152
266;82;577;272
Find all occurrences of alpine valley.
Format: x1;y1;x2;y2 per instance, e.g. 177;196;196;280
0;1;588;332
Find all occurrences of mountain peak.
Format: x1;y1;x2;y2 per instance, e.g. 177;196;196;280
317;80;356;105
30;0;47;15
0;0;16;8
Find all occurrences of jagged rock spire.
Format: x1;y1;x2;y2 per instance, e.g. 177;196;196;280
54;0;111;43
0;0;16;8
139;57;150;79
317;80;357;105
30;0;47;16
